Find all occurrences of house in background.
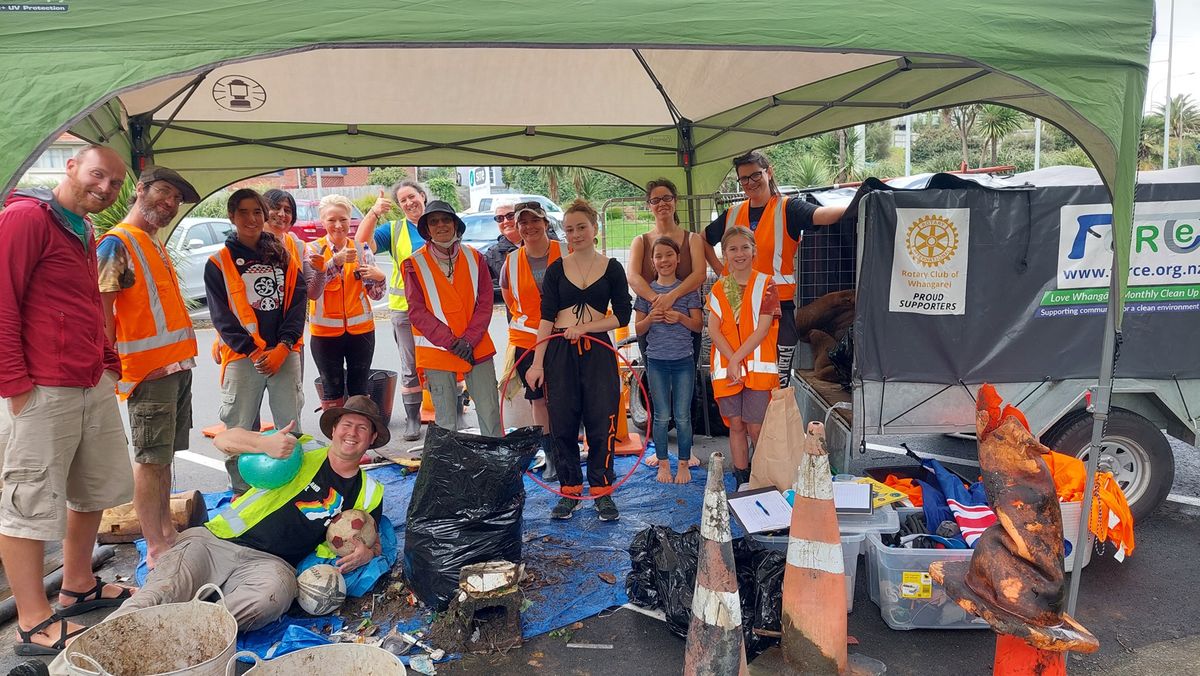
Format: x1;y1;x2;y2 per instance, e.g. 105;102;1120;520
20;133;89;185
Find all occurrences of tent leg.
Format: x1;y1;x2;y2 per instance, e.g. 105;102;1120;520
1065;274;1119;618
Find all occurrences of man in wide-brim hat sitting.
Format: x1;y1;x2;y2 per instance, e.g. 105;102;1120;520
111;395;389;632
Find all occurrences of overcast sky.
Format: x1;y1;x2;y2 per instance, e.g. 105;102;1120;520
1146;0;1199;112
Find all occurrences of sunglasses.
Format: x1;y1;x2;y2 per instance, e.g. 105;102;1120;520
736;170;766;186
493;213;516;223
647;194;676;206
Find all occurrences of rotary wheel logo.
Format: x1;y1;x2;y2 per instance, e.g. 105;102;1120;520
905;214;959;267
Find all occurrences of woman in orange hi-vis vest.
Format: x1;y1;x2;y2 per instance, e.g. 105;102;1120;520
402;201;501;437
204;188;306;493
702;150;846;389
500;201;563;480
526;199;632;523
306;194;387;410
708;226;781;486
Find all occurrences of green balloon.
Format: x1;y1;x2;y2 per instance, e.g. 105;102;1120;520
238;443;303;490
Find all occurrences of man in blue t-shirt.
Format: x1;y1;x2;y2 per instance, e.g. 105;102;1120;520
355;181;426;440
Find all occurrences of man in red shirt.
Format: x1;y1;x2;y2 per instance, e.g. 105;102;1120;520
0;145;136;656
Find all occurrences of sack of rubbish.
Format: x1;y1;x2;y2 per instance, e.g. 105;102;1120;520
625;525;785;659
404;425;541;610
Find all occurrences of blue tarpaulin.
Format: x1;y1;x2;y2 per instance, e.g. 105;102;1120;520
141;455;724;660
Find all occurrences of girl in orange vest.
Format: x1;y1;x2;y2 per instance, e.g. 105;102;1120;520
527;199;632;522
707;225;781;486
702;151;846;389
499;201;563;480
306;194;387;409
204;188;307;493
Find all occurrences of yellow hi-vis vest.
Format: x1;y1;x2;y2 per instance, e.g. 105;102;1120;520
388;219;415;312
206;443;384;560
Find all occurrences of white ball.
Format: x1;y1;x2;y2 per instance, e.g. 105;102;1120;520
296;564;346;615
326;508;379;557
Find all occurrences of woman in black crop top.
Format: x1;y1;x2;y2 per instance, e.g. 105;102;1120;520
527;199;631;522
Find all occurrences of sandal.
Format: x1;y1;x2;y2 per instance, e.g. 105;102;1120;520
57;576;134;617
14;612;86;656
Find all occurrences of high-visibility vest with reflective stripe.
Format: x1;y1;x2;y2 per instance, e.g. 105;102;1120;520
408;245;496;374
100;224;198;400
707;271;779;398
387;219;415;312
725;195;797;300
208;245;301;380
206;443;384;548
502;241;562;350
280;233;307;349
307;237;374;337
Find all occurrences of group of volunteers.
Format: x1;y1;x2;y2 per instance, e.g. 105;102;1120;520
0;144;844;655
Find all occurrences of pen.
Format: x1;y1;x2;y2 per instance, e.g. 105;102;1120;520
755;500;770;516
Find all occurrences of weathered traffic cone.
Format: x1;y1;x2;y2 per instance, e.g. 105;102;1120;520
779;421;847;674
929;384;1098;675
683;452;748;676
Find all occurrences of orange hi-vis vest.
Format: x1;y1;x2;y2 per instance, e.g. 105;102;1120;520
100;223;198;400
209;246;301;383
280;233;307;348
725;195;797;301
502;240;562;350
707;270;780;398
408;245;496;374
307;237;373;337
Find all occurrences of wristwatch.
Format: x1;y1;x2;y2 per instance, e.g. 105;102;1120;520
280;339;296;350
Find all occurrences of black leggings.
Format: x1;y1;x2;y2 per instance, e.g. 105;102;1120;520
544;331;619;495
310;331;376;401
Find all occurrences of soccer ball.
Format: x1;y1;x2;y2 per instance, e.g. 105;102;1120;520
325;509;378;557
296;564;346;615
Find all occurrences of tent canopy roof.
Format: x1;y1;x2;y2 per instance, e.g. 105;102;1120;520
0;1;1152;311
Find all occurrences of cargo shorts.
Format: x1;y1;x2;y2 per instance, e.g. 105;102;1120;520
128;369;193;464
0;371;133;541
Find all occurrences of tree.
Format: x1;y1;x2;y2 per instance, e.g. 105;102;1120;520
950;105;982;169
532;167;564;203
976;105;1025;166
1155;93;1200;167
426;176;460;210
791;154;832;187
367;167;410;188
812;127;860;183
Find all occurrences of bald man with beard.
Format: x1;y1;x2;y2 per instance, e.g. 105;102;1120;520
0;145;137;656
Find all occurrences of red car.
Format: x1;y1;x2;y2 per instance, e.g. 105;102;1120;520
290;199;365;242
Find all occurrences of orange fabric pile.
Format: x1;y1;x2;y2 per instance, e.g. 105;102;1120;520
882;474;923;506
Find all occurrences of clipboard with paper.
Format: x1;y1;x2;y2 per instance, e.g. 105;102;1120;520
728;487;793;534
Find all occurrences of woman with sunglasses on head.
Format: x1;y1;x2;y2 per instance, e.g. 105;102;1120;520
702;151;846;388
526;199;632;522
499;201;563;479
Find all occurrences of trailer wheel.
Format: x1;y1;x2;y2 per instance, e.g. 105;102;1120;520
1041;408;1175;522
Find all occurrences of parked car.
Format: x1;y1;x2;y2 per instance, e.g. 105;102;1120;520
291;199;364;242
475;194;564;230
166;216;235;301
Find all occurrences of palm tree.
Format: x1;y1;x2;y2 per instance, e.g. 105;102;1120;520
533;167;563;203
813;127;860;183
1154;94;1200;167
793;154;832;188
977;105;1025;166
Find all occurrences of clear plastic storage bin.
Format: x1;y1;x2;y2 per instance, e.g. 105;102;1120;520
864;532;990;630
750;532;866;612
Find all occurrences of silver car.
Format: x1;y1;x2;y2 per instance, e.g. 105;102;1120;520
166;216;235;301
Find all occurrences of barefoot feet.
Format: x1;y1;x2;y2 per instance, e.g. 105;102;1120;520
655;464;674;483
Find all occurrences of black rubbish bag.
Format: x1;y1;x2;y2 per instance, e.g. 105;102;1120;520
404;424;541;610
625;526;786;659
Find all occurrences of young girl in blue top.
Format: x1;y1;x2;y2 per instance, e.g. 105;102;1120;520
634;237;703;483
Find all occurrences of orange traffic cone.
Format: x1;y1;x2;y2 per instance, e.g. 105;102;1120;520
993;635;1066;675
683;452;748;676
780;421;847;674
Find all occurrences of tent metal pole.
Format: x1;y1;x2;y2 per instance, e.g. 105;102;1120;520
1034;118;1042;171
1065;272;1119;617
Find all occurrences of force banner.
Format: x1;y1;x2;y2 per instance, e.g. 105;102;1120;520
888;208;969;315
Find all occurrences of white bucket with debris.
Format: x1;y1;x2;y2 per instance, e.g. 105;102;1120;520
229;644;407;675
59;584;237;676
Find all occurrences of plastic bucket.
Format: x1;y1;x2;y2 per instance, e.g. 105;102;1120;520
229;645;406;675
63;584;237;676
